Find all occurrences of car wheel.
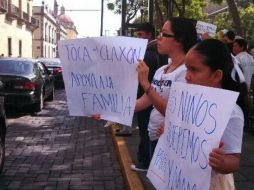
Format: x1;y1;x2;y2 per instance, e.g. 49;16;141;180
0;137;5;173
47;86;54;101
33;92;44;112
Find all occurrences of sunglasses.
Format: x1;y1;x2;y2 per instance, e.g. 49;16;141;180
159;32;176;38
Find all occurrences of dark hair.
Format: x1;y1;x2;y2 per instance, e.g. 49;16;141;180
234;38;248;51
193;39;248;116
225;30;235;41
168;17;197;53
136;22;155;39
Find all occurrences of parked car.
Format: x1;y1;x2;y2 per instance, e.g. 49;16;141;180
0;81;7;173
0;58;55;112
37;58;64;88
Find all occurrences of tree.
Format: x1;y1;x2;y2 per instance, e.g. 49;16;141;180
225;0;243;36
106;0;146;25
213;5;254;40
237;0;254;8
239;5;254;40
107;0;207;30
211;0;244;36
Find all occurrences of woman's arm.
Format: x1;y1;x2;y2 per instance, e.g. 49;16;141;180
209;141;240;174
135;93;152;112
136;60;168;116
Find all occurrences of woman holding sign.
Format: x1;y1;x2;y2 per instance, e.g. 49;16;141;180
135;17;198;158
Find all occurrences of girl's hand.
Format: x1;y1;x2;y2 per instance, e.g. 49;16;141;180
91;114;101;121
209;141;225;172
136;60;150;90
156;123;165;137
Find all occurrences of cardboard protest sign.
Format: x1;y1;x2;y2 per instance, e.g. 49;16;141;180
58;37;147;126
147;82;239;190
196;21;217;37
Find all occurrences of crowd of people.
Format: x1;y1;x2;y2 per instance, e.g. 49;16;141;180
93;17;254;189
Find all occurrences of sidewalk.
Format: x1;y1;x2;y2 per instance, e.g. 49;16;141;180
112;125;254;190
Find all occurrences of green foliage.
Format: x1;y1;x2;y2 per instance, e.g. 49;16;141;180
210;0;223;4
106;0;148;23
213;5;254;40
106;0;208;22
183;0;208;20
237;0;254;8
213;12;233;31
106;0;122;14
240;5;254;40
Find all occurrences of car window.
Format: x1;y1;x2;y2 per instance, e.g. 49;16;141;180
33;64;40;75
37;62;47;75
38;59;61;66
0;60;33;74
44;61;61;66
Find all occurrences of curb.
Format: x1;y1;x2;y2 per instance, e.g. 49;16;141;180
111;124;144;190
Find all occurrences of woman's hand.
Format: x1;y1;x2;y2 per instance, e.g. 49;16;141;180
91;114;101;121
136;60;150;90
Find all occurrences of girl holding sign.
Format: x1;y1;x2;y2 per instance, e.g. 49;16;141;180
156;39;247;189
185;39;247;189
135;17;197;158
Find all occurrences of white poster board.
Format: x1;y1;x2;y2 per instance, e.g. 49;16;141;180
196;21;217;37
147;82;239;190
58;37;147;126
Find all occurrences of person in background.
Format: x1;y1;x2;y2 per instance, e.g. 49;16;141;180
135;17;197;165
130;22;167;171
249;47;254;58
233;38;254;91
222;30;235;54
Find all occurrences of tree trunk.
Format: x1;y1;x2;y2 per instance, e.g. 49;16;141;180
225;0;244;37
154;0;164;29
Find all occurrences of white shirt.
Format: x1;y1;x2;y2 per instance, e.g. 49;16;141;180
210;104;244;189
235;51;254;90
148;61;186;141
221;104;244;154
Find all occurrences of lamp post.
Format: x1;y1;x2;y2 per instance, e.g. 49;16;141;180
121;0;127;36
148;0;153;24
100;0;104;36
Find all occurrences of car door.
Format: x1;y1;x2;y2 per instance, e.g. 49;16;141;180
0;81;6;173
36;62;54;98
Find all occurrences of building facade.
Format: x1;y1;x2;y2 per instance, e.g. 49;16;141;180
32;0;77;58
32;2;57;58
0;0;77;58
57;6;78;40
0;0;38;57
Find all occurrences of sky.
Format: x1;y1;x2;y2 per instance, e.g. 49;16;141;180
33;0;121;37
